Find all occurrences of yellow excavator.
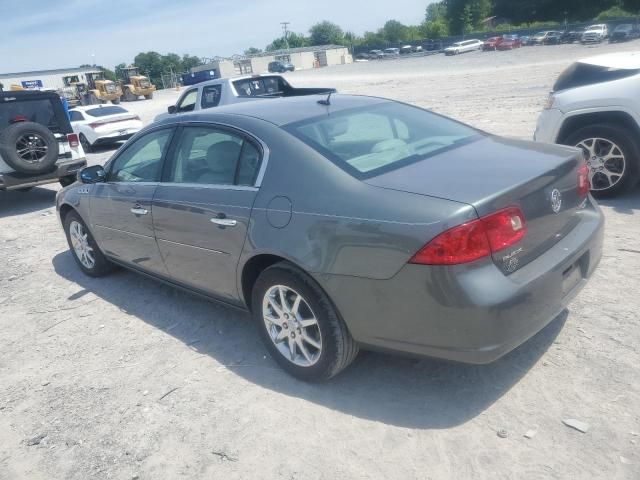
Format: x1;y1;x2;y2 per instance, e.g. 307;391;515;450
117;66;155;101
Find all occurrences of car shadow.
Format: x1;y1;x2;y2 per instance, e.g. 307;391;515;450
52;251;565;429
596;187;640;214
0;187;57;218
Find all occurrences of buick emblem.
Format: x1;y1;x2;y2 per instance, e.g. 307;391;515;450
550;189;562;214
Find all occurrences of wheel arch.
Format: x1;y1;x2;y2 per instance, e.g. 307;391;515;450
557;110;640;143
58;203;77;223
239;253;312;312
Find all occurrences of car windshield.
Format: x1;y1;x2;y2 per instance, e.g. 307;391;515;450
286;102;480;178
85;106;128;117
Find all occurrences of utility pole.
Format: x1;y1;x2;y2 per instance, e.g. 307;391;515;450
281;22;290;50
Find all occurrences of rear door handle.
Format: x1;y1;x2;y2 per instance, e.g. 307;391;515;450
210;218;237;227
130;205;148;215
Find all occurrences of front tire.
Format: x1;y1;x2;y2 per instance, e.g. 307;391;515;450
144;93;153;100
63;210;114;277
563;124;640;198
252;263;358;381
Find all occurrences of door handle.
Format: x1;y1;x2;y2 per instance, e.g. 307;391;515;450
130;206;149;215
210;218;237;227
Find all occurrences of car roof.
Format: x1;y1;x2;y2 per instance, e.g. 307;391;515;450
70;105;130;112
580;51;640;69
160;94;389;127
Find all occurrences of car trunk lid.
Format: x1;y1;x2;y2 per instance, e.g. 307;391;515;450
365;136;587;274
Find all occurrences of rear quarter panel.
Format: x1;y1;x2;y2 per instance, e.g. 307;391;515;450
229;116;476;284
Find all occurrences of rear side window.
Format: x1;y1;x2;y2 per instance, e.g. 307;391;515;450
233;77;285;97
69;111;84;121
85;106;127;117
201;85;222;109
553;62;640;92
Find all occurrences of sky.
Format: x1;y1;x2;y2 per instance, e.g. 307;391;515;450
0;0;427;73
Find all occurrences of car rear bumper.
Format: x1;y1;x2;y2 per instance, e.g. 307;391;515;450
0;158;87;190
319;200;604;364
93;133;136;145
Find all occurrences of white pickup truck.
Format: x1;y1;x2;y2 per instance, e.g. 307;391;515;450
156;74;335;121
0;91;86;191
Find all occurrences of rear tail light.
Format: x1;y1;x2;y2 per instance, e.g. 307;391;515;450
67;133;79;148
88;122;102;129
577;162;590;196
133;115;141;121
409;207;526;265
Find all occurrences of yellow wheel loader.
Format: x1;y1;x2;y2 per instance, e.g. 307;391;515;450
117;66;156;102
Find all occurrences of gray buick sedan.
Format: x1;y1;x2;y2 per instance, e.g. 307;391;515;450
56;94;604;381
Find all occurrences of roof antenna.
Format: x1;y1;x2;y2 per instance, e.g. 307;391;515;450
317;91;333;106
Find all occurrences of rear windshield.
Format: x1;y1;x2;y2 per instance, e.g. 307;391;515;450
85;106;128;117
286;102;479;178
233;77;286;97
0;97;66;133
554;62;640;92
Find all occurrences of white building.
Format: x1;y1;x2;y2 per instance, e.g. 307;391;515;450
192;45;352;79
0;67;102;91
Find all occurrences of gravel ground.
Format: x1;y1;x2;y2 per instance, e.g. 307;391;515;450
1;42;640;480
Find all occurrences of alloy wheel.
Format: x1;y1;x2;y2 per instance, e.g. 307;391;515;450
262;285;322;367
575;137;626;191
69;221;95;269
16;133;48;164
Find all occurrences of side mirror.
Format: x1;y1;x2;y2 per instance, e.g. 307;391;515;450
167;105;177;114
79;165;106;184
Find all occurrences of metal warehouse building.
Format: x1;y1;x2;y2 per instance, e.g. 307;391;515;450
0;67;102;91
192;45;352;79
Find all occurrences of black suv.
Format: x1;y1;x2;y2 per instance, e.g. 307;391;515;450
0;91;86;191
268;61;295;73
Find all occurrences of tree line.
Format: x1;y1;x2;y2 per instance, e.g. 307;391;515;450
85;1;640;88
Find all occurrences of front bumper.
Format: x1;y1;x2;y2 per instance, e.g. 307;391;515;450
0;159;87;190
320;201;604;364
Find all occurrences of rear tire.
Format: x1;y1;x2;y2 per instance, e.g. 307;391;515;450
144;93;153;100
124;89;137;102
252;262;358;381
63;210;115;277
112;98;120;105
562;123;640;198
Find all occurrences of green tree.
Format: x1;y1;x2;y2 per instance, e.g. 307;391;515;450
382;20;408;42
181;54;201;71
420;19;449;38
309;21;344;45
244;47;263;55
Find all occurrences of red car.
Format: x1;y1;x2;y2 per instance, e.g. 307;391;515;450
497;35;522;50
483;37;503;50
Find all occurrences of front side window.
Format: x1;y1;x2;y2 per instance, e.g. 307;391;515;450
166;126;261;186
201;85;222;109
107;128;172;183
177;89;198;112
286;102;478;178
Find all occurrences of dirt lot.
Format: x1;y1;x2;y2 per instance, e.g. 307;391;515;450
2;42;640;480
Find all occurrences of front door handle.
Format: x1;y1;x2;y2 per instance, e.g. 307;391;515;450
210;218;237;227
131;206;149;215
